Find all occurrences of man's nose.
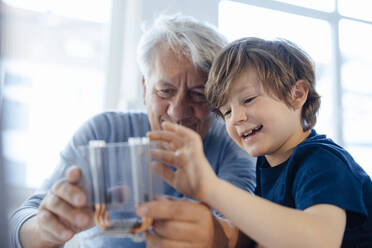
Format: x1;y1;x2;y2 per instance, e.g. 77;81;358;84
168;92;193;121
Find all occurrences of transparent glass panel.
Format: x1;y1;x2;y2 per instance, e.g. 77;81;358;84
2;0;110;22
342;61;372;95
339;0;372;22
273;0;334;12
340;19;372;94
219;0;334;138
339;19;372;153
339;19;372;69
346;145;372;177
1;2;110;187
343;92;372;144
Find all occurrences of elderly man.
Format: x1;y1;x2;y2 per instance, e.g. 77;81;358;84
10;14;255;248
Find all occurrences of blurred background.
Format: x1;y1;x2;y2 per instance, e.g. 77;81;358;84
0;0;371;245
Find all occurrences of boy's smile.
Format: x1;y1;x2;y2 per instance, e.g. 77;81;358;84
239;124;263;141
220;67;309;166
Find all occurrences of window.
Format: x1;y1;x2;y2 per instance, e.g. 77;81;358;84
273;0;334;12
219;0;372;175
1;1;111;187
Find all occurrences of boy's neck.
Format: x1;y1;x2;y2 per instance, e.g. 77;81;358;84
265;129;311;167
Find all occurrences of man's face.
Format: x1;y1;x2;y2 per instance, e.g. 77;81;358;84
143;47;213;139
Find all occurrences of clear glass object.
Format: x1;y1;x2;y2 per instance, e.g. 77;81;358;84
78;137;164;241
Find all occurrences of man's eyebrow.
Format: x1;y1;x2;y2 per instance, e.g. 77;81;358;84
158;81;205;90
159;81;175;87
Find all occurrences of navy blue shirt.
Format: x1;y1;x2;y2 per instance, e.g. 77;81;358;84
256;130;372;247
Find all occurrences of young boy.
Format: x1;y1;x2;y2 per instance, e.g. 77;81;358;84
141;37;372;247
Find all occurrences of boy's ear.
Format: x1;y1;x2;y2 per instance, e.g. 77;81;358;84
291;80;309;109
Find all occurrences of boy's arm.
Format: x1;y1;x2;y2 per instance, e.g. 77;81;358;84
205;178;346;248
147;122;346;248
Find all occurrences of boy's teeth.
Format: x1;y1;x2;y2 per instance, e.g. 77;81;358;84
243;125;262;137
243;130;253;137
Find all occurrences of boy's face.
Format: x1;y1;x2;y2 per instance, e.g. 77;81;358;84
219;67;306;165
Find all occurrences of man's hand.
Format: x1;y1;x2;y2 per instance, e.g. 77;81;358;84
136;197;238;248
20;166;94;248
148;122;218;201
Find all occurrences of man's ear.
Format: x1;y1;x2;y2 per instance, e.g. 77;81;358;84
291;80;309;109
142;76;147;105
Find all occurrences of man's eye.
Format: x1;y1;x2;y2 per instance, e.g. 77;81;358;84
157;89;174;98
190;91;206;103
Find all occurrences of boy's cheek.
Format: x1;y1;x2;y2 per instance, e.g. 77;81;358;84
226;127;241;146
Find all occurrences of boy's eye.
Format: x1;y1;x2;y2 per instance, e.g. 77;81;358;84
223;109;231;117
244;97;255;104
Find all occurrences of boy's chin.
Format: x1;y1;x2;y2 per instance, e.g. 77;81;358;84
243;146;264;158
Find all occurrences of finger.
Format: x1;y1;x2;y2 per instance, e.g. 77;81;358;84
162;122;198;138
66;166;81;184
136;199;209;221
145;231;193;248
37;210;74;244
152;219;203;242
150;149;179;168
81;206;95;228
150;161;176;186
61;206;95;232
51;180;87;207
42;192;90;228
147;130;183;150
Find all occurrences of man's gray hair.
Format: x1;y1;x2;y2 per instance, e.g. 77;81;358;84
137;13;227;77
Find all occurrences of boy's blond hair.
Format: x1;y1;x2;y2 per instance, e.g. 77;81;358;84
205;37;320;131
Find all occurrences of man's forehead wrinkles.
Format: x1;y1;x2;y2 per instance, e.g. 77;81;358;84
159;81;176;87
157;77;205;90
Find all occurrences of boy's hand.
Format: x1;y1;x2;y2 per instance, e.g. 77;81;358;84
148;122;218;201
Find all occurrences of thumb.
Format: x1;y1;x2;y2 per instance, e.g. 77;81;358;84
66;166;81;184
